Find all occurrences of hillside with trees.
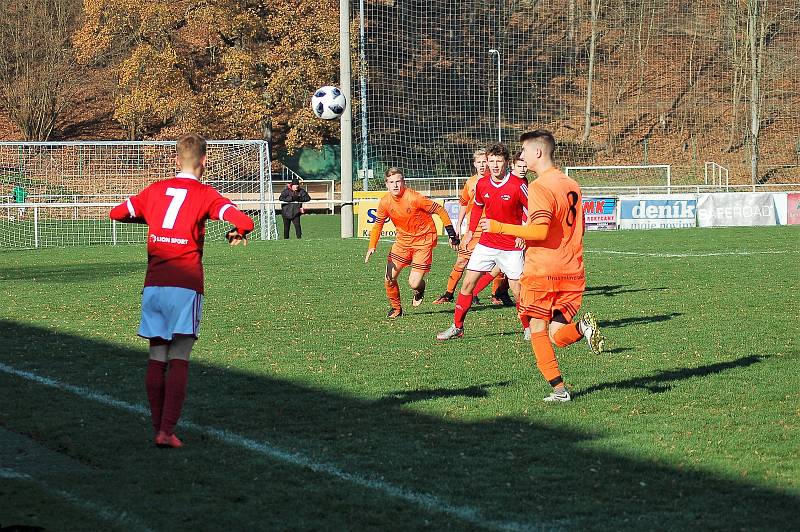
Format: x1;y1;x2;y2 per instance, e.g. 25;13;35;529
1;0;798;184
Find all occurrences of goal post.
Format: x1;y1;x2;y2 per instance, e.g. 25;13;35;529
0;140;278;250
564;165;672;192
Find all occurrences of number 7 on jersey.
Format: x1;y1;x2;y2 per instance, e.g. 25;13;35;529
162;188;187;229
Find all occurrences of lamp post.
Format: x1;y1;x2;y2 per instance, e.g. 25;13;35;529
489;48;501;142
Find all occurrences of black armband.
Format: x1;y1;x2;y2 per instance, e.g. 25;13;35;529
444;225;460;245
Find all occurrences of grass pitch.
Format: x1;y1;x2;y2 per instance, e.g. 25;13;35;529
0;216;798;531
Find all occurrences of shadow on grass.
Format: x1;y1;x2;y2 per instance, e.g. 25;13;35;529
377;381;512;406
586;284;669;297
0;262;143;282
600;312;683;328
578;355;766;397
0;321;796;531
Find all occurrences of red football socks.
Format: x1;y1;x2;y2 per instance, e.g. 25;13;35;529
472;272;495;296
454;291;474;328
145;359;167;433
160;359;189;436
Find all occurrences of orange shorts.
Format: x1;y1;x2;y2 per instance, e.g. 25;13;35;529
518;289;583;322
389;242;433;273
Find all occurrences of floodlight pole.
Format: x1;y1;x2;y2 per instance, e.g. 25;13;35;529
340;0;354;237
358;0;369;191
489;49;501;142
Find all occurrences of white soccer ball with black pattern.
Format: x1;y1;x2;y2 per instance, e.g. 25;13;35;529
311;86;347;120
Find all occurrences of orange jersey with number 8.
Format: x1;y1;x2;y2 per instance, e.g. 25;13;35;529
522;167;585;292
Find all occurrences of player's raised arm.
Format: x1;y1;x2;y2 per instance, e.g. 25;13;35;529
209;196;254;246
109;194;147;224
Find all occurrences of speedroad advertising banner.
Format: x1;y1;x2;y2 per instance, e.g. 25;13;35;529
618;195;697;229
583;197;617;230
696;193;778;227
786;193;800;225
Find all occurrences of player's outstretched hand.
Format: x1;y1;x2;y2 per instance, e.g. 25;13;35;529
225;227;248;247
478;218;492;232
365;248;375;263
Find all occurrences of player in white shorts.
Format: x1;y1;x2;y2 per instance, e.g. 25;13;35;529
138;286;204;340
437;143;529;340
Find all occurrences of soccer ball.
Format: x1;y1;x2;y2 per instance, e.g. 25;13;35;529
311;86;347;120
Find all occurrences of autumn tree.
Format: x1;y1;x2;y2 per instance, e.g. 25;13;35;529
0;0;81;141
74;0;344;149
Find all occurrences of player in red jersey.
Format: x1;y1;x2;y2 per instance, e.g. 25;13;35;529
109;133;254;447
437;143;529;340
489;151;528;307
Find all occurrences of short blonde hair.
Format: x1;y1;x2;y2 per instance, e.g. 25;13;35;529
473;148;487;160
176;133;207;168
384;167;404;179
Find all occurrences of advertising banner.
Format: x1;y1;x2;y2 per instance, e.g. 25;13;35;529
444;200;462;232
618;195;697;229
773;193;788;225
356;196;445;238
583;197;618;230
697;193;777;227
353;190;386;215
787;193;800;225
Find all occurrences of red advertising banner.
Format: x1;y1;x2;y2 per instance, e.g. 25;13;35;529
583;197;617;230
788;193;800;225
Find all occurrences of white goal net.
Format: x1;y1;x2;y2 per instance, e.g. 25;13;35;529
0;140;277;249
565;165;672;193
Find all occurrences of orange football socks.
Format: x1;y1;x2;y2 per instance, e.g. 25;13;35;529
445;266;464;294
553;322;583;348
385;279;401;310
531;330;563;387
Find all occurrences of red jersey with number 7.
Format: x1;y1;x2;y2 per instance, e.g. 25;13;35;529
523;167;585;291
110;172;253;294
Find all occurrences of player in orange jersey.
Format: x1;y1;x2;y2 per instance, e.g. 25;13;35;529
365;167;460;318
480;130;605;402
431;148;488;304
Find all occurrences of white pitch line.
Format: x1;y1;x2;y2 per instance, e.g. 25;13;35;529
0;467;153;532
0;362;548;532
586;249;793;258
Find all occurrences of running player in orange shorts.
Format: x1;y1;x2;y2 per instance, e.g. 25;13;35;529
480;130;605;402
365;167;460;318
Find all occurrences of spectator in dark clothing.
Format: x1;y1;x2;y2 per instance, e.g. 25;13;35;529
279;177;311;239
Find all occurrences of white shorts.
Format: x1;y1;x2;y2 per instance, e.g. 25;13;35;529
138;286;203;340
466;243;524;280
